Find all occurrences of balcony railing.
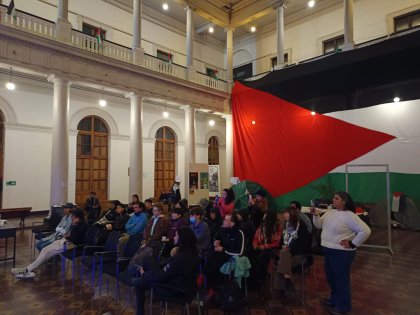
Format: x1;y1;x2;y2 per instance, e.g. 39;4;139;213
0;5;228;93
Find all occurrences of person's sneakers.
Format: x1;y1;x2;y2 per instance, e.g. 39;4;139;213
15;270;35;279
321;298;335;307
10;267;27;275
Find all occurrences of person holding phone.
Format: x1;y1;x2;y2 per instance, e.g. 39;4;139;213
312;191;371;315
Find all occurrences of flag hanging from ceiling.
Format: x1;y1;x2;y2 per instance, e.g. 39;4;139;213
232;81;395;197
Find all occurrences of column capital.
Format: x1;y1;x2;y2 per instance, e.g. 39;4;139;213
47;74;70;85
125;92;145;100
222;113;232;121
180;104;195;112
184;4;193;11
274;1;286;10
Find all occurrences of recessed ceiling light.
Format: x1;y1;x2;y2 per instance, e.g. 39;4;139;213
209;119;215;126
162;3;169;10
393;97;400;103
250;26;256;32
163;111;169;118
99;99;107;107
5;82;16;90
209;26;214;33
308;0;315;8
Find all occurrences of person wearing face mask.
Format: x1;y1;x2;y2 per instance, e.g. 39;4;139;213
189;207;210;254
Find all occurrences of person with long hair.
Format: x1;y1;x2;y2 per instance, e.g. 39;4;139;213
132;227;199;315
275;207;311;295
216;188;235;218
252;210;282;283
312;191;371;315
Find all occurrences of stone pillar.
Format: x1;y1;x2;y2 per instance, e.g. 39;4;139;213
56;0;72;43
126;92;144;199
275;4;285;70
132;0;145;65
342;0;355;51
185;4;195;81
48;75;70;205
182;105;196;197
223;114;233;187
226;27;234;93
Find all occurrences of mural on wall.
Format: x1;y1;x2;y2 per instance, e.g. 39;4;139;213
200;172;209;189
209;165;219;195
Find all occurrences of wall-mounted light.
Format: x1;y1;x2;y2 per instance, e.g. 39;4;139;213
5;67;16;90
163;101;169;118
393;97;400;103
162;3;169;10
209;119;215;126
99;88;107;107
250;25;256;33
308;0;315;8
208;26;214;33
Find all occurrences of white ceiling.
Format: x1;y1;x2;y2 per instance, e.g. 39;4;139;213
111;0;342;42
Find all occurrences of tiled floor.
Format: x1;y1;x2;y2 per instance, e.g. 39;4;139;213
1;214;420;315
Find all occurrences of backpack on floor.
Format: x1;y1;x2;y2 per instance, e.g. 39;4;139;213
220;278;245;311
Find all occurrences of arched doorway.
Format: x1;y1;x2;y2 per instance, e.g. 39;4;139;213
154;126;176;199
0;111;4;208
208;136;219;165
75;116;108;207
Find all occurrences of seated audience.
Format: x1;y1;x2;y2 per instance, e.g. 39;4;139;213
204;213;244;300
164;207;189;254
275;207;312;295
11;209;88;279
248;190;267;229
94;200;121;226
290;200;313;233
35;203;73;251
252;210;282;283
127;194;140;214
97;203;130;245
236;208;255;254
204;207;222;242
176;198;189;221
132;227;199;315
85;191;101;222
124;202;148;236
144;198;153;218
189;206;211;254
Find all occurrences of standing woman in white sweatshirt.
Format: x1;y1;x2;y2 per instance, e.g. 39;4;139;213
312;191;371;315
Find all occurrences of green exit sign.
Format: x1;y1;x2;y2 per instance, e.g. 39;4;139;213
6;181;16;186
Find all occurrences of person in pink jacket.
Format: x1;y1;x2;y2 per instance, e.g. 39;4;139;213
216;188;235;218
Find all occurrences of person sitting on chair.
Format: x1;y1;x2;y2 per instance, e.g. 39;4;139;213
11;209;88;279
132;227;199;315
97;203;130;245
35;203;74;251
94;200;121;226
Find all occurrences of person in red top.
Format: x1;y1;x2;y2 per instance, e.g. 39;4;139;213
252;210;282;284
216;188;235;218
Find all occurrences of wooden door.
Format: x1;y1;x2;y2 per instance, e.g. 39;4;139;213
75;116;108;207
154;126;176;199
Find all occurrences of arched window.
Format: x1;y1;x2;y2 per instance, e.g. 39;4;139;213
155;126;176;198
76;116;108;206
0;111;4;208
208;136;219;165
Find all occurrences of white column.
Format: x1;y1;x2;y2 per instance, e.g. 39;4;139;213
275;4;285;70
48;75;70;206
126;92;144;199
185;4;195;81
56;0;72;43
226;27;234;93
223;114;233;187
342;0;355;51
132;0;145;65
182;105;196;197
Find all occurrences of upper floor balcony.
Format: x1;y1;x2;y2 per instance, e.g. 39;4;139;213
0;4;228;94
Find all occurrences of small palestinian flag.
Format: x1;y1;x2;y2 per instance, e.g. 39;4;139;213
96;28;102;46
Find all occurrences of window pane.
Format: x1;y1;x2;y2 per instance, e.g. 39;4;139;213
77;118;92;131
156;127;163;139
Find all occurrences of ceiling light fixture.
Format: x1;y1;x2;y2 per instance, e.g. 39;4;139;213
162;3;169;10
250;25;256;32
308;0;315;8
393;97;400;103
209;26;214;33
5;67;16;90
163;101;169;118
99;88;107;107
209;119;215;126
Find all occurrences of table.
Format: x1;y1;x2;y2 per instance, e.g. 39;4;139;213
0;222;17;267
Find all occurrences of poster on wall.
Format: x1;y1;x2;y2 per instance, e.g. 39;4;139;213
209;165;219;196
200;172;209;189
189;172;198;190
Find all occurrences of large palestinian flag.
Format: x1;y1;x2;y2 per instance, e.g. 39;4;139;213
232;29;420;208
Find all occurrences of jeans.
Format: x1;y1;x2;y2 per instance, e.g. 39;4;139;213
322;246;355;313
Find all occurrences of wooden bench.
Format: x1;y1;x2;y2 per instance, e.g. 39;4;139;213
0;207;32;226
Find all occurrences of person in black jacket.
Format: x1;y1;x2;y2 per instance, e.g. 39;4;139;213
85;191;101;222
275;207;312;294
204;213;244;299
11;209;88;279
96;203;130;245
132;227;199;315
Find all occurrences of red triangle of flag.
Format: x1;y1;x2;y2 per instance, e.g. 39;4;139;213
232;82;395;197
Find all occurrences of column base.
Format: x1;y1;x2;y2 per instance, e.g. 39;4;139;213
56;19;72;44
342;41;355;51
133;47;145;66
